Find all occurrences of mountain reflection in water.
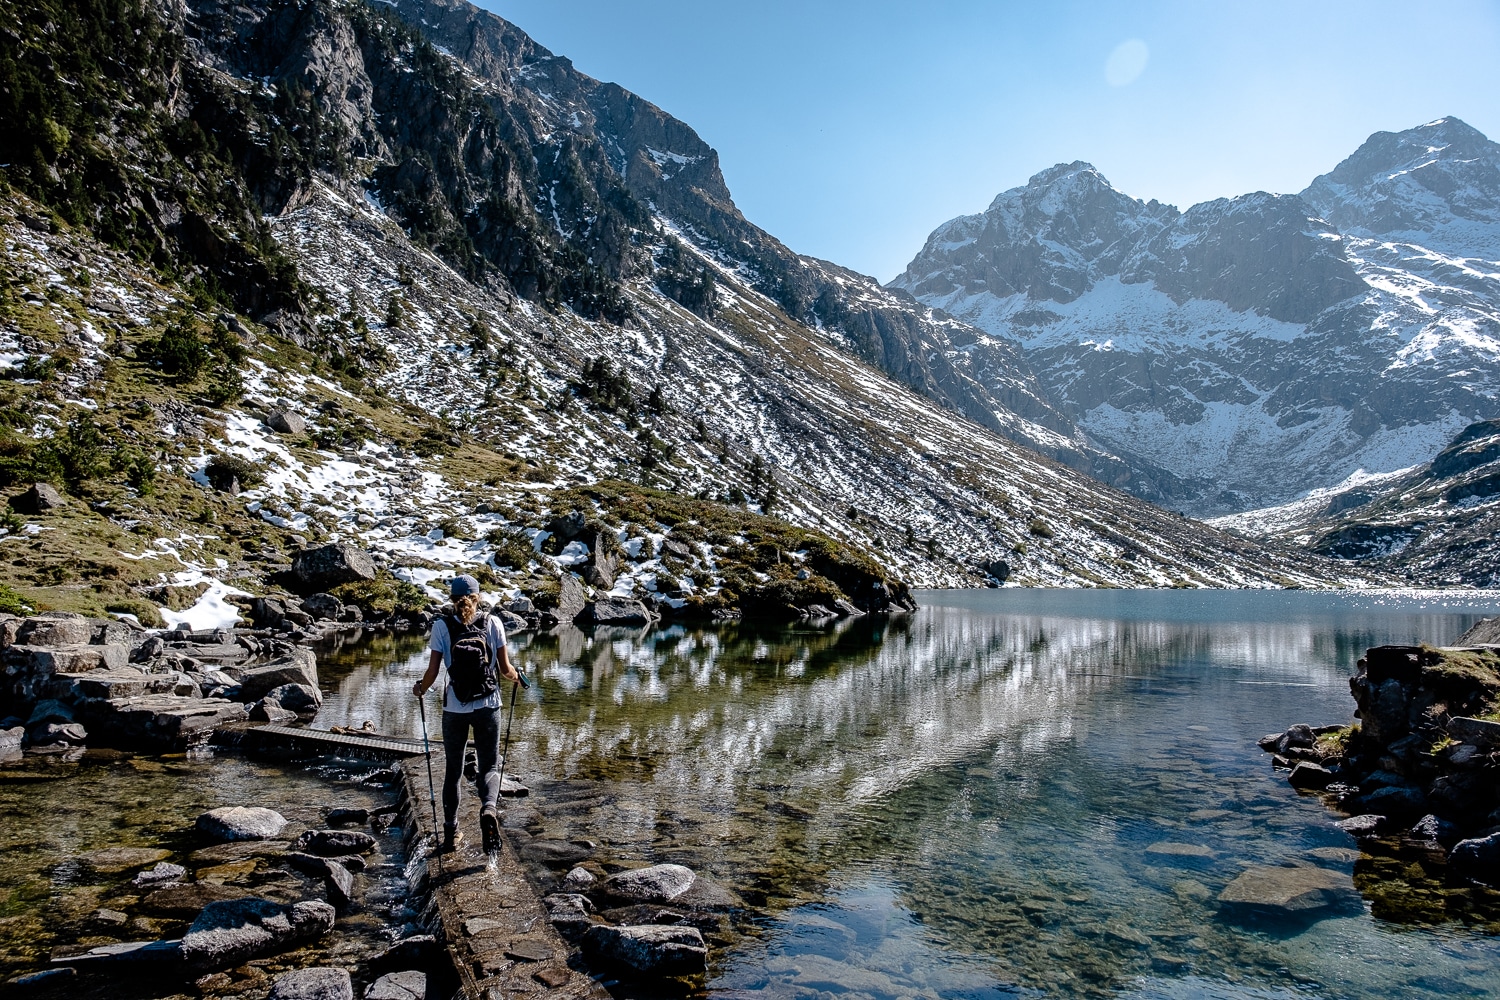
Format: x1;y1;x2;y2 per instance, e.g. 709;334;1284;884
316;589;1500;999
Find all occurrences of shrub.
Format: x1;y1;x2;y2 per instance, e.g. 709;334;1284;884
0;583;33;615
148;322;211;379
436;517;467;540
55;413;111;490
202;361;245;407
104;596;164;628
1028;518;1054;539
486;527;534;570
329;573;428;617
204;454;265;492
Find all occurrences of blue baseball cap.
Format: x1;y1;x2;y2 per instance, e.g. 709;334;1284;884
449;574;480;597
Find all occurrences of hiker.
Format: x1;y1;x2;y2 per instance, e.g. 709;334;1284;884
412;574;520;852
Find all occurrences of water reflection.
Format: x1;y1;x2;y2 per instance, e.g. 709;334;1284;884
313;590;1500;999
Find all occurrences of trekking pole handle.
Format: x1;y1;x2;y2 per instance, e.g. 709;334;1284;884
515;671;530;690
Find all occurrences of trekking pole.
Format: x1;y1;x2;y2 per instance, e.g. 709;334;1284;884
415;690;442;857
495;668;529;804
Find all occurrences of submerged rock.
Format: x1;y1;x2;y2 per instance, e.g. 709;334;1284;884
76;846;172;874
291;829;376;856
1449;832;1500;877
1217;865;1356;918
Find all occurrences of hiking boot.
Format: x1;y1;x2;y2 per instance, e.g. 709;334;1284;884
480;807;501;854
441;827;464;853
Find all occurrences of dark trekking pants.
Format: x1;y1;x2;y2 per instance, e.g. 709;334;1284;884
441;707;500;830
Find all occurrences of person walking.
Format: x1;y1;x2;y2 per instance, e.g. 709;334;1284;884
412;574;519;853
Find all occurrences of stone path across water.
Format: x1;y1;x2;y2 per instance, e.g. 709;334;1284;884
400;751;608;1000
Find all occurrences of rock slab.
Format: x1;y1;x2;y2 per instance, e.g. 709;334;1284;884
181;897;335;969
1217;865;1356;916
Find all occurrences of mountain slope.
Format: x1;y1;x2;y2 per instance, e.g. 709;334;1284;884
0;0;1378;627
1210;418;1500;588
891;120;1500;518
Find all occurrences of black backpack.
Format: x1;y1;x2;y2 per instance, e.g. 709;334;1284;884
444;614;498;702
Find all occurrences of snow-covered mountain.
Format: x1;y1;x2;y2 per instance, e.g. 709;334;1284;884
890;119;1500;518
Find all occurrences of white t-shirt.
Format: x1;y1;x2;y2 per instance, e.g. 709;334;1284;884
428;614;508;713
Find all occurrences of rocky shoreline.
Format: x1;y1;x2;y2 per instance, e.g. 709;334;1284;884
1261;616;1500;893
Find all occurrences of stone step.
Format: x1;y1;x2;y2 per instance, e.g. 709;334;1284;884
52;670;195;701
80;695;248;750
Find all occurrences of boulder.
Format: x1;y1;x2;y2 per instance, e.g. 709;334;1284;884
26;720;87;747
1406;814;1462;850
0;725;22;750
1335;814;1387;838
262;682;322;714
489;608;523;633
180;897;335;969
284;853;356;909
366;971;426;1000
983;559;1011;582
505;596;535;616
291;829;376;856
266;411;307;436
1450;832;1500;875
596;864;697;904
1288;763;1336;790
586;597;655;627
556;574;588;623
1283;724;1316;748
581;924;707;976
197;806;288;842
292;543;376;591
1216;865;1357;918
832;598;864;617
236;648;319;701
268;967;353;1000
584;534;618;590
301;593;345;621
16;616;93;646
9;482;64;514
1447;716;1500;750
560;866;597;893
249;699;298;724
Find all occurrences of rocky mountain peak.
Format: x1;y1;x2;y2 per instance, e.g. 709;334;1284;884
1301;115;1500;255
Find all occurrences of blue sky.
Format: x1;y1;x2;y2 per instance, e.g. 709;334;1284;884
480;1;1500;282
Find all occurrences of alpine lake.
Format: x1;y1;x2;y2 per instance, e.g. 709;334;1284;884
4;589;1500;999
